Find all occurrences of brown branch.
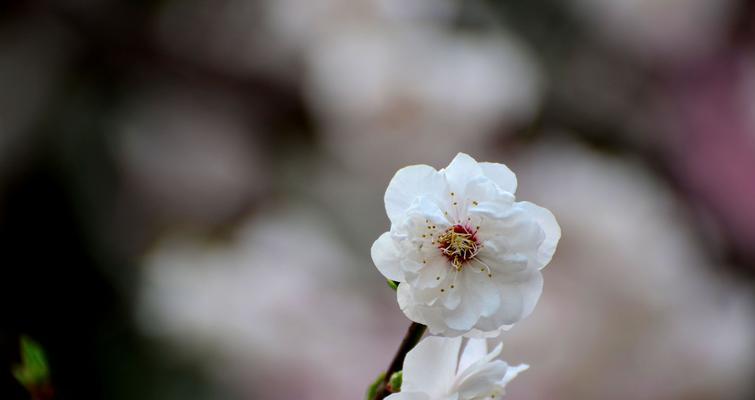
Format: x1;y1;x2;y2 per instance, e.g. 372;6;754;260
373;322;427;400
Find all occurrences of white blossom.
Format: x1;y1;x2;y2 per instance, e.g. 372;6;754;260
372;153;560;336
386;336;527;400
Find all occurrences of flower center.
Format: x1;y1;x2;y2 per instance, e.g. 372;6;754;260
437;224;480;271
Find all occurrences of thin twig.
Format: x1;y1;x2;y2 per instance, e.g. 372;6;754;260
374;322;427;400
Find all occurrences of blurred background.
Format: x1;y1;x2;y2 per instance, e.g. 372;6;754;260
1;1;755;399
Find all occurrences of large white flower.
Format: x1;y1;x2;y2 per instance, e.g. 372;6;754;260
372;153;560;336
386;336;527;400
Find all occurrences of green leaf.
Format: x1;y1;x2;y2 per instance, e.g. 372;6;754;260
387;280;399;291
388;370;402;392
12;336;50;388
366;372;385;400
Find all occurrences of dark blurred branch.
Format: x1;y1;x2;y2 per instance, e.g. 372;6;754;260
373;322;426;400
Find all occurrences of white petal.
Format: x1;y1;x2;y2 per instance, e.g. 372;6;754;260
395;196;450;241
500;363;528;387
458;338;488;373
464;176;514;205
442;299;479;332
489;269;543;326
371;232;405;282
406;257;449;289
474;205;543;255
441;281;462;310
404;284;442;306
462;327;508;339
467;202;529;245
455;341;513;398
479;161;517;194
442;153;483;198
478;244;529;277
397;282;423;319
458;342;503;380
467;271;501;318
455;360;509;399
398;283;445;329
518;201;561;269
385;165;448;225
441;272;499;332
403;336;462;394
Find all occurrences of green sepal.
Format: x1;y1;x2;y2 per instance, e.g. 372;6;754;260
366;371;385;400
387;280;399;291
388;370;403;392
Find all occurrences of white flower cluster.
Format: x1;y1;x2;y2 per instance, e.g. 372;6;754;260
372;153;560;398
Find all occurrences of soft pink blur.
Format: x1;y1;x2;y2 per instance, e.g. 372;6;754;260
2;0;754;399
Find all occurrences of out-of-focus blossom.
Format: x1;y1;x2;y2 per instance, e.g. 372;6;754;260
386;336;527;400
372;153;560;336
113;82;267;227
306;26;542;174
137;206;406;400
498;140;755;400
569;0;737;63
260;0;457;56
257;0;542;175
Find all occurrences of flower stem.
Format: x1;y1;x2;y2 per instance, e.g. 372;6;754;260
373;322;427;400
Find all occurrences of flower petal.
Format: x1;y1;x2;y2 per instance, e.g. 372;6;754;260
518;201;561;269
441;281;462;310
442;153;483;198
457;341;503;382
394;196;450;242
455;360;510;399
385;164;448;225
500;364;529;387
398;283;445;328
464;176;514;205
466;270;501;318
402;336;462;395
458;338;488;373
479;161;517;194
441;272;499;332
371;232;405;282
477;244;529;278
488;268;543;326
406;257;449;289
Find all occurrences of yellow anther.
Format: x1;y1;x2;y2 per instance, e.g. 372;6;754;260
437;227;480;272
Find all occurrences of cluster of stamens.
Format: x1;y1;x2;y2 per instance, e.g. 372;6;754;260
437;224;480;271
419;192;493;293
